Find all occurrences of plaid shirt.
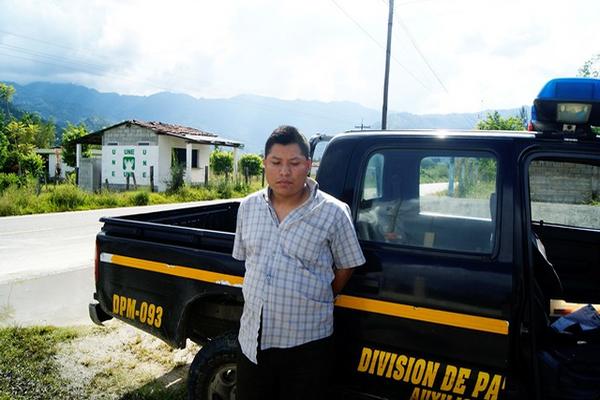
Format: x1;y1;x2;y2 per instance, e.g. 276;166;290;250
233;178;365;364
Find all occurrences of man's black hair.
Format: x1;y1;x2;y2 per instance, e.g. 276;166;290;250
264;125;310;159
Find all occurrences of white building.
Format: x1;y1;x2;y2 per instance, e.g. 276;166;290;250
36;147;75;180
74;120;243;192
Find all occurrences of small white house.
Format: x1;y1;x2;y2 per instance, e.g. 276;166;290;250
74;120;243;191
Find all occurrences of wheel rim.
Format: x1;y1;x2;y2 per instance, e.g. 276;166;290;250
207;363;237;400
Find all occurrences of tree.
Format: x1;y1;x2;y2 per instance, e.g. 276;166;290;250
476;111;524;131
578;54;600;78
3;120;39;175
518;106;529;127
239;153;263;179
209;149;234;178
20;112;56;148
61;122;90;167
0;131;8;171
0;83;15;118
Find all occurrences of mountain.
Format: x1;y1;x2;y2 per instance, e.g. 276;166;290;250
5;81;525;152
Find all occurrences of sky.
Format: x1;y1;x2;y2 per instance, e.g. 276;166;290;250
0;0;598;115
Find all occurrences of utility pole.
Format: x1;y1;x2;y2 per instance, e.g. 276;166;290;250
354;119;371;131
381;0;394;130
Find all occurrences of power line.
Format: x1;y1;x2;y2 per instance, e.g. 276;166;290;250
379;0;447;93
395;17;448;93
0;29;81;51
328;0;431;91
0;43;112;73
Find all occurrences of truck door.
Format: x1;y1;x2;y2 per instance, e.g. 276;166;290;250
521;148;600;399
333;142;513;400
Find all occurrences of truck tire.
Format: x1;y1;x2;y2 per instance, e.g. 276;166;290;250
188;332;239;400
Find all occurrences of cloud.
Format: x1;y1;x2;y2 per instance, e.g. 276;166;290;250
0;0;598;114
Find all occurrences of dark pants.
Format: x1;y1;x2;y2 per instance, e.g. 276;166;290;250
237;336;334;400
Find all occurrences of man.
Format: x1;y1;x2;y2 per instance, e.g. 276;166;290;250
232;125;365;400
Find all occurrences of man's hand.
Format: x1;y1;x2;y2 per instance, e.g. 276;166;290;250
332;268;354;297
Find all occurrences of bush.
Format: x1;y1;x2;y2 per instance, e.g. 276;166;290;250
48;184;88;210
0;173;21;192
166;160;185;194
239;153;263;178
20;152;44;176
131;191;150;206
0;184;36;216
0;189;20;216
209;149;233;177
92;190;122;208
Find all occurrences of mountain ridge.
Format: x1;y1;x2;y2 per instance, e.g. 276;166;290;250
5;81;526;152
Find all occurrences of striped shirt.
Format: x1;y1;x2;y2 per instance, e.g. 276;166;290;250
232;178;365;364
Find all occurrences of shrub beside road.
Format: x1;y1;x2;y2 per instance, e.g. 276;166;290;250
0;178;262;217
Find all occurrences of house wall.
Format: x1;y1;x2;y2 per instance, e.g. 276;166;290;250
102;126;159;190
79;157;102;192
158;136;211;191
102;125;158;146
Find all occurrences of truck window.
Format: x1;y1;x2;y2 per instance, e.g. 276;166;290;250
419;156;497;220
310;139;330;177
529;159;600;230
362;153;384;201
357;150;497;254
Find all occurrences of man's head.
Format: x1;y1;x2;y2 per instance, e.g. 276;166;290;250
263;126;312;200
264;125;310;159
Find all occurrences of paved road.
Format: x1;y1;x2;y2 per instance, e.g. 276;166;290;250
0;201;219;326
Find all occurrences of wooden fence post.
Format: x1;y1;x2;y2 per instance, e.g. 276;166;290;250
150;166;155;192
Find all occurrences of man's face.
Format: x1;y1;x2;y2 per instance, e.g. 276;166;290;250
264;143;312;199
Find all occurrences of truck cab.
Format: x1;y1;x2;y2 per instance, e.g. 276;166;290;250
319;78;600;400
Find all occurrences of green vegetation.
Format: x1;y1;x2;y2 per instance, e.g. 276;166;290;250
61;122;90;167
238;153;263;181
476;111;524;131
209;148;234;178
0;178;263;217
167;153;185;193
0;326;79;400
578;53;599;78
420;160;448;184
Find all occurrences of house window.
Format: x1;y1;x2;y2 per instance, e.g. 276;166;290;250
138;142;150;146
172;148;199;168
107;142;118;146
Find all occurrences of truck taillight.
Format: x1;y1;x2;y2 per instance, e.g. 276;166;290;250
94;241;100;283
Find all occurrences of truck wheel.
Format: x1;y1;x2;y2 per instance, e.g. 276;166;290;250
188;332;239;400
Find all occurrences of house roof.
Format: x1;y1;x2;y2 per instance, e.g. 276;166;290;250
73;119;243;148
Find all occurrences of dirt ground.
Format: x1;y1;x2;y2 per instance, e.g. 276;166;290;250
54;320;200;399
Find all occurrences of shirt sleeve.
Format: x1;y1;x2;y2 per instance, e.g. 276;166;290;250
232;201;246;261
331;203;366;269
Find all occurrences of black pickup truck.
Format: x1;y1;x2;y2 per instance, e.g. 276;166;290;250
90;78;600;400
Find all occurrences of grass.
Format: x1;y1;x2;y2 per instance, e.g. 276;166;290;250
0;177;263;216
0;326;79;400
0;323;197;400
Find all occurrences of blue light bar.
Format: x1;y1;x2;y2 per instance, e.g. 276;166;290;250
530;77;600;135
536;78;600;102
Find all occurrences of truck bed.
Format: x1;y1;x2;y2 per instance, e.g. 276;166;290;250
94;200;244;347
100;200;240;253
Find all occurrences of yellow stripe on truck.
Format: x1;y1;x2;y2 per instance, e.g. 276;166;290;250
105;252;244;287
334;295;509;335
101;252;508;335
